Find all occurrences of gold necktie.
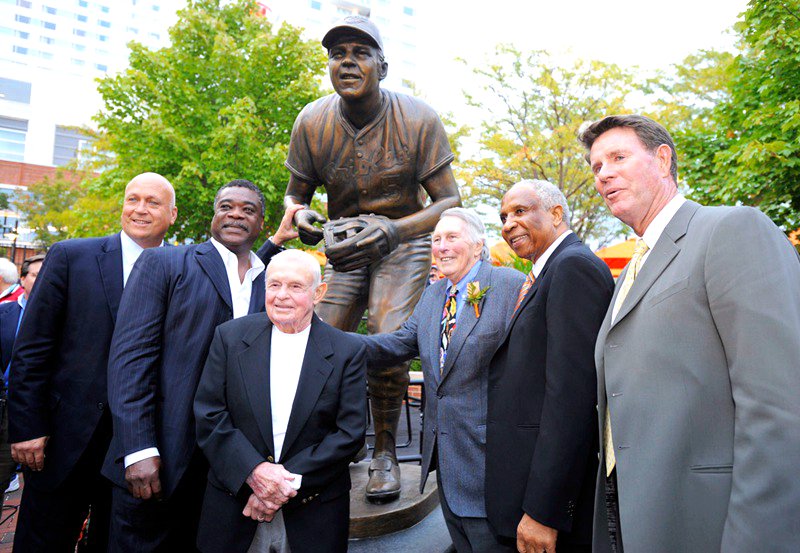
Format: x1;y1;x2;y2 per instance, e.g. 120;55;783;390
605;239;649;477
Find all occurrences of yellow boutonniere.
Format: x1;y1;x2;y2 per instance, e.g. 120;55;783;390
466;281;490;318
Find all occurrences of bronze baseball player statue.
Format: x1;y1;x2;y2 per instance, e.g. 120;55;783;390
284;16;461;502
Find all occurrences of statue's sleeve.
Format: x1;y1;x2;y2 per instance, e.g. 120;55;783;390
284;105;320;185
415;107;455;183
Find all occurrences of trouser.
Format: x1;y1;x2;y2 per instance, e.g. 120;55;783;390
0;397;13;507
13;413;112;553
604;466;624;553
108;450;208;553
317;235;431;455
438;480;513;553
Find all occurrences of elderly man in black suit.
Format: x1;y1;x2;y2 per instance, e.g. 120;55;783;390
8;172;177;552
485;179;614;553
104;180;300;552
194;249;367;553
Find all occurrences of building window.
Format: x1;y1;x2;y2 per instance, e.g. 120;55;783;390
74;28;86;36
0;118;28;162
71;58;85;66
310;0;321;9
151;4;159;11
100;5;109;13
43;5;56;14
12;46;28;55
72;42;85;51
15;30;30;39
15;15;31;24
126;26;139;34
98;34;108;41
98;19;111;28
40;36;55;44
96;63;107;72
0;78;32;104
42;21;56;30
53;125;91;166
16;0;32;8
76;14;87;22
78;0;88;6
35;50;53;60
403;6;413;15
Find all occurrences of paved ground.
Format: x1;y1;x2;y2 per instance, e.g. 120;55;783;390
0;475;22;551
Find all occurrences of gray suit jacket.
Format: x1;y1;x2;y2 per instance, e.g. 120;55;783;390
360;261;524;517
594;201;800;552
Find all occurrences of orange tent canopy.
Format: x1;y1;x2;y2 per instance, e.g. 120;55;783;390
595;238;636;278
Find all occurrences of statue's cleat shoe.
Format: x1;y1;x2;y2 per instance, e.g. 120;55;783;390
365;455;400;502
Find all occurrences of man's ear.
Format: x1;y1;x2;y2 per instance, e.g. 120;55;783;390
313;282;328;304
656;144;672;179
379;60;388;81
550;204;564;227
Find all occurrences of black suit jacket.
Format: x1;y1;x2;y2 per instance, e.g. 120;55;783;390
103;240;280;498
0;301;22;381
485;233;613;545
194;313;367;553
8;233;123;490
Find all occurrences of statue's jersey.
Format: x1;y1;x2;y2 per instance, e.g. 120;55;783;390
285;89;454;220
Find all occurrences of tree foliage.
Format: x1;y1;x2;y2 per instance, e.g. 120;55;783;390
457;46;640;243
661;1;800;230
19;0;326;245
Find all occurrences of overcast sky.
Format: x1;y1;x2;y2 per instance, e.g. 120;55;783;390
415;0;749;115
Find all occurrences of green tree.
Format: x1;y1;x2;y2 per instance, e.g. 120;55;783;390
83;0;324;242
663;1;800;230
457;46;640;243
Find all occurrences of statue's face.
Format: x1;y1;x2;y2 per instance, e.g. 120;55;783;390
328;40;386;102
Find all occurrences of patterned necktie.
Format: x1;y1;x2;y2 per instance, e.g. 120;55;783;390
512;270;535;315
605;238;650;476
439;284;458;374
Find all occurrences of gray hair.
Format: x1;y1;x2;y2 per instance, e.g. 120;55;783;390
267;249;321;288
578;114;678;183
516;179;571;225
0;258;18;285
439;207;490;260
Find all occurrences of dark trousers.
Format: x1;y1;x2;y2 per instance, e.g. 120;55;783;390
109;450;207;553
0;397;13;507
438;479;513;553
13;413;112;553
605;467;624;553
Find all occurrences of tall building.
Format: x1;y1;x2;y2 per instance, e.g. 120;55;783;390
0;0;182;254
260;0;419;94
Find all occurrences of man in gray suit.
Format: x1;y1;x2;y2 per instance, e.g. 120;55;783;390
358;207;524;551
580;114;800;552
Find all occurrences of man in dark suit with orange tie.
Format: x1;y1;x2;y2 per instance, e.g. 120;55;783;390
485;179;613;553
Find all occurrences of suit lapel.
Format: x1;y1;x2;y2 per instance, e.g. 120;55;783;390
248;269;265;314
440;262;493;382
196;241;233;312
610;201;699;329
238;316;274;455
280;315;334;461
97;233;124;322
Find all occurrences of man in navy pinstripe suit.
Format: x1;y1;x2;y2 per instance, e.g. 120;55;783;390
9;173;177;552
104;180;299;552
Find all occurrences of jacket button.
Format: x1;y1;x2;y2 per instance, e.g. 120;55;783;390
97;402;104;410
267;456;274;462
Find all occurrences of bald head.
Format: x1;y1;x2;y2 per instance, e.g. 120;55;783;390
121;172;178;248
267;249;322;288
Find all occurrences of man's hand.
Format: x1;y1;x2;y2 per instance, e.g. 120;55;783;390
325;215;400;272
270;204;305;246
294;208;327;246
11;436;48;471
246;462;297;507
125;457;162;500
517;513;558;553
242;493;279;523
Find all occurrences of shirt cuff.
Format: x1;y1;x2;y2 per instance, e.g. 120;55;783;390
124;448;160;468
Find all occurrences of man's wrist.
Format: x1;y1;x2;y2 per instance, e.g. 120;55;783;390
124;448;160;468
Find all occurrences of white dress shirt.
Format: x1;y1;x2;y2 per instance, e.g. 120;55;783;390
269;324;310;462
210;237;265;319
120;230;150;286
638;194;686;267
123;238;264;469
532;229;573;278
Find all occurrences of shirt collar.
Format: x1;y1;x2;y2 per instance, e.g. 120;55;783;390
120;230;149;261
209;237;265;275
17;294;26;309
447;259;482;295
641;194;686;250
532;230;572;278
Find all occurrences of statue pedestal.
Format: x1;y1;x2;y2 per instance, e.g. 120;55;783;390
348;463;439;538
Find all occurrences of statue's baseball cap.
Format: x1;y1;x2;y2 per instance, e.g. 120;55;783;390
322;15;383;51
